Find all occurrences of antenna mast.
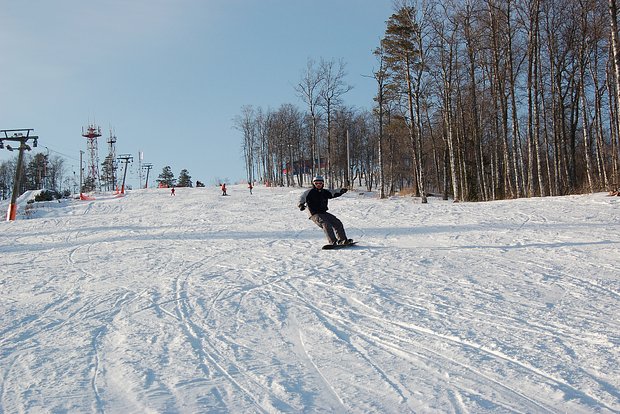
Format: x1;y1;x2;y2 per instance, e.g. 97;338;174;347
81;123;102;192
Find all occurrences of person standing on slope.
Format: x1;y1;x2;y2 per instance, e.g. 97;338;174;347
298;175;352;246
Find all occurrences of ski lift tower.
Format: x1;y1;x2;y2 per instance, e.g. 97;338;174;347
82;124;101;192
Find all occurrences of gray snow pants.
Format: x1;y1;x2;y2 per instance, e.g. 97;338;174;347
310;213;347;244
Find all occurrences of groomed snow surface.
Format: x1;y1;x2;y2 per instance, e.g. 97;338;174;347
1;185;619;413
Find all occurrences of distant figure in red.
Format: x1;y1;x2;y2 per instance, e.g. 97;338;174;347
171;187;175;196
248;182;253;195
221;183;227;196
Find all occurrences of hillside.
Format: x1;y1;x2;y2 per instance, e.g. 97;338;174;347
1;185;619;413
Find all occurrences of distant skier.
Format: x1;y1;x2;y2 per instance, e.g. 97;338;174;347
170;187;175;196
221;183;227;196
298;175;352;247
248;182;253;195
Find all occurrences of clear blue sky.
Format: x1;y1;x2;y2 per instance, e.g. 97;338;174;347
1;0;393;188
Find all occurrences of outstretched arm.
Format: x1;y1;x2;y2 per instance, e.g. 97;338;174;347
329;188;348;198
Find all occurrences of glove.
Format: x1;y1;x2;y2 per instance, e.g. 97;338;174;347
298;204;306;211
340;188;348;194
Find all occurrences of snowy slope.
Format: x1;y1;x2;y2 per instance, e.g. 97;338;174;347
1;185;619;413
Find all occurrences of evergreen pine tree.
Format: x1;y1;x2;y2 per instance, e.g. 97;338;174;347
100;154;116;191
156;166;176;188
177;169;193;187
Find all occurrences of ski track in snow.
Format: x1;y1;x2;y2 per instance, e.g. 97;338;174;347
0;186;619;413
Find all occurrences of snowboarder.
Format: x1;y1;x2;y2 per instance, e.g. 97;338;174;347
298;175;352;247
221;183;227;196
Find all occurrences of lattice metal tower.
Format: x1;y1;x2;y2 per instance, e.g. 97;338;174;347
82;124;102;191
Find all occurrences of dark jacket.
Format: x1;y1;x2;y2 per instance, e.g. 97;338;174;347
299;187;346;216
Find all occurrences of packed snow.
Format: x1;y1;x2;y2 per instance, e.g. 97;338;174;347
1;184;619;413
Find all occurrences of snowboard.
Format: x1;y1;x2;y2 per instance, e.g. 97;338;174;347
322;241;358;250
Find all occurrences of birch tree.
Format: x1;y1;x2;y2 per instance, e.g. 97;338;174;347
318;58;352;186
295;59;323;178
